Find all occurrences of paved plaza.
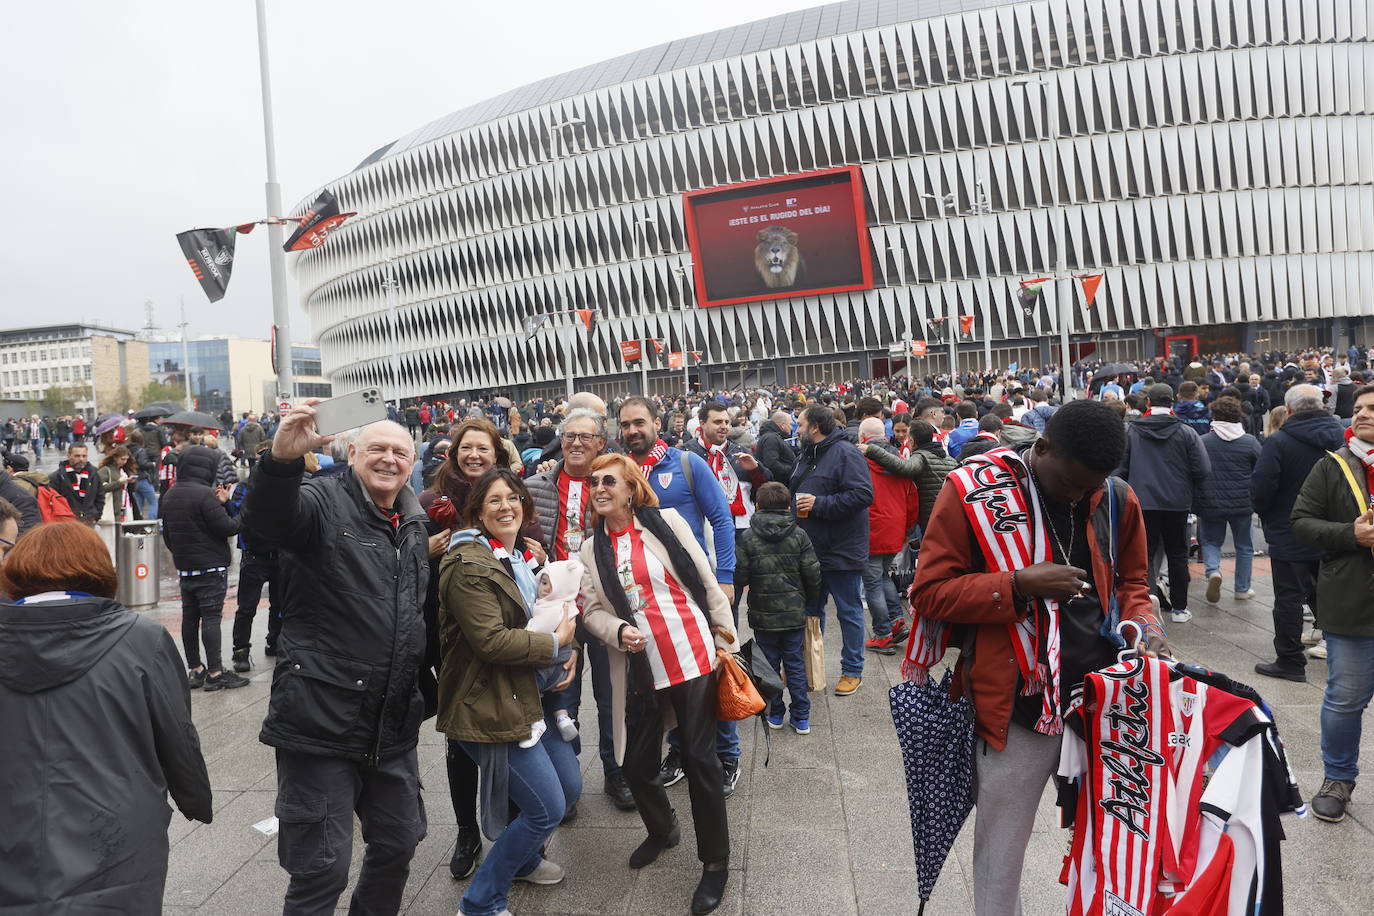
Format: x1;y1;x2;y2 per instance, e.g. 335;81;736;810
139;543;1374;916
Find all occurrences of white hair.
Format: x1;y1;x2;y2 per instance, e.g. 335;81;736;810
1284;384;1323;413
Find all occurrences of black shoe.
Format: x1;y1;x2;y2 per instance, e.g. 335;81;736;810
604;771;637;811
691;864;729;914
629;822;680;869
187;668;206;689
1254;661;1306;683
721;757;741;798
231;648;251;673
449;827;482;879
658;748;685;787
1311;778;1355;823
203;670;251;691
562;801;578;824
263;642;278;657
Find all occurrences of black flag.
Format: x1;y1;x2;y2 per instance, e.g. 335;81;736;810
177;228;237;303
284;189;355;252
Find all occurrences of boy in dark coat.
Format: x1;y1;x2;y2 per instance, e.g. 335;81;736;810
733;482;822;734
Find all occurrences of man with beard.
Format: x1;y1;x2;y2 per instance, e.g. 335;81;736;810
525;407;636;811
617;396;741;795
54;444;103;525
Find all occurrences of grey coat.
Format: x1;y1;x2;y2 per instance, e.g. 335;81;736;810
0;597;212;912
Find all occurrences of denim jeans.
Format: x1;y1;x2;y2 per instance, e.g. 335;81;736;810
544;637;620;775
807;568;866;679
132;477;158;520
1198;514;1253;593
753;628;809;722
1320;633;1374;782
457;711;582;916
861;552;901;634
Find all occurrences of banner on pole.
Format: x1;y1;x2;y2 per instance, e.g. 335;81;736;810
667;352;685;368
619;340;643;363
176;227;238;303
911;340;928;356
284;189;356;252
958;315;975;336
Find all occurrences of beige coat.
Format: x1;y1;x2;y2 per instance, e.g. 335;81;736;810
579;507;739;766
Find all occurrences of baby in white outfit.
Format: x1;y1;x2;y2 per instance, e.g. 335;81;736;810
520;559;583;748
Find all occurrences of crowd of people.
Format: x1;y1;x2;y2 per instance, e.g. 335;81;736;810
0;341;1371;915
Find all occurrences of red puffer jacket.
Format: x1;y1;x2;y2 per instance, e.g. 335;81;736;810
865;455;920;555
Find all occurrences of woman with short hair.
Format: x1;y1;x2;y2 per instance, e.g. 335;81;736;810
577;452;738;915
437;468;579;916
0;522;212;912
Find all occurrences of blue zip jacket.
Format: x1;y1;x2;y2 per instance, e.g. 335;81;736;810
643;447;735;584
944;418;981;458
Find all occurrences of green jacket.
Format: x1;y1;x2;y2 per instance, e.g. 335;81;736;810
863;444;959;529
734;510;822;631
1291;447;1374;637
436;536;560;744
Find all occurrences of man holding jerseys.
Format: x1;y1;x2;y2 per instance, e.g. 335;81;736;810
526;407;637;811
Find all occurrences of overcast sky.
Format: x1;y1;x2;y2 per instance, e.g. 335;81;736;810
0;0;806;344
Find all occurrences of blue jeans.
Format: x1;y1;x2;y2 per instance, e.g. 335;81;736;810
807;568;866;679
1198;514;1253;594
1320;633;1374;782
456;711;583;916
754;628;809;722
862;552;901;634
132;477;158;520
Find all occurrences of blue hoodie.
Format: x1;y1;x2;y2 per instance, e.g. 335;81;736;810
944;417;981;458
1175;399;1211;437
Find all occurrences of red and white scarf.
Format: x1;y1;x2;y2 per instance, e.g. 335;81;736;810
636;439;669;478
63;463;93;498
903;447;1065;735
696;431;745;516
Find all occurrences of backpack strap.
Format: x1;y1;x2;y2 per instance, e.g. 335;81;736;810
1326;451;1370;516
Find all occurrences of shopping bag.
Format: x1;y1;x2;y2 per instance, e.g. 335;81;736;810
804;616;826;691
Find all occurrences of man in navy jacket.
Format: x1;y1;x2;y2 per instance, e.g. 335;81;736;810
790;404;874;696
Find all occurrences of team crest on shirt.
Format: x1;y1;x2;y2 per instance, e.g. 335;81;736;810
657;472;673;489
1103;892;1145;916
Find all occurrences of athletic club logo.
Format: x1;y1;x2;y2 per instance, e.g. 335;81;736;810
1098;679;1164;840
961;463;1028;533
657;472;673;489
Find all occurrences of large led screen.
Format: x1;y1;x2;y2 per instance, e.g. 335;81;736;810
682;166;874;308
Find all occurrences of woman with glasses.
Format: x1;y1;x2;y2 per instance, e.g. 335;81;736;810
420;418;550;881
0;497;20;557
437;468;580;916
576;452;739;915
0;522;211;911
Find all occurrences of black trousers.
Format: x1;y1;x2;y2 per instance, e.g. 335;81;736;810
446;738;479;831
1143;509;1191;610
623;672;729;865
179;571;227;672
1271;558;1319;670
275;747;426;916
232;550;281;651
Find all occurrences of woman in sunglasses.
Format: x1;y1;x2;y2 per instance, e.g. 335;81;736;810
436;468;580;916
576;452;739;915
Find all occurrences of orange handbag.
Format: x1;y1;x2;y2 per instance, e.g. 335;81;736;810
716;649;765;721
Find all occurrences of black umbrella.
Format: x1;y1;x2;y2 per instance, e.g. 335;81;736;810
889;669;976;914
164;410;220;430
132;405;175;420
1091;363;1135;383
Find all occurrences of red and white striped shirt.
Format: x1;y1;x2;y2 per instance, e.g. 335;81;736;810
612;524;713;690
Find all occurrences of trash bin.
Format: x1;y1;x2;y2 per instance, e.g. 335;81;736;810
116;520;161;609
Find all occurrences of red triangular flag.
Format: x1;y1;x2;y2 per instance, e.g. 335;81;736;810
1078;274;1104;307
1020;277;1053;288
690;350;704;364
650;338;665;354
235;222;258;235
959;315;975;336
575;308;595;331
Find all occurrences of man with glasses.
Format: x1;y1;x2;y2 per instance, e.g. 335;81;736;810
526;407;637;811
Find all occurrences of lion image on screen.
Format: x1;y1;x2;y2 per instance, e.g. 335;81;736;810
754;226;806;289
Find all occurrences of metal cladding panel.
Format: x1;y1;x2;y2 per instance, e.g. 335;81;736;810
294;0;1374;396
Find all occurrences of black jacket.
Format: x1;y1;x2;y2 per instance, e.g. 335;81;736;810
243;453;429;764
159;445;240;571
55;461;103;522
789;427;874;572
1115;413;1211;512
1292;447;1374;636
0;469;42;533
755;424;798;482
735;510;823;631
1194;431;1262;519
1251;409;1347;561
0;597;212;912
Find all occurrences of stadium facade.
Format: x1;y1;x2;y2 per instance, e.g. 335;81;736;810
293;0;1374;400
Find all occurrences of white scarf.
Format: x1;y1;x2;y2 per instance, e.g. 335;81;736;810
1147;406;1174;416
1350;434;1374;469
1211;421;1245;442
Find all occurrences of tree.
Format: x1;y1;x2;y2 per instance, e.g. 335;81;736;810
40;384;84;417
138;379;186;408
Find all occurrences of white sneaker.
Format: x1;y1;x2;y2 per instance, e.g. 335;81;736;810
1150;594;1161;616
1204;573;1222;605
556;713;579;742
1302;628;1323;647
518;719;547;749
1235;590;1256;600
515;858;565;885
1307;640;1328;660
1171;608;1193;624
